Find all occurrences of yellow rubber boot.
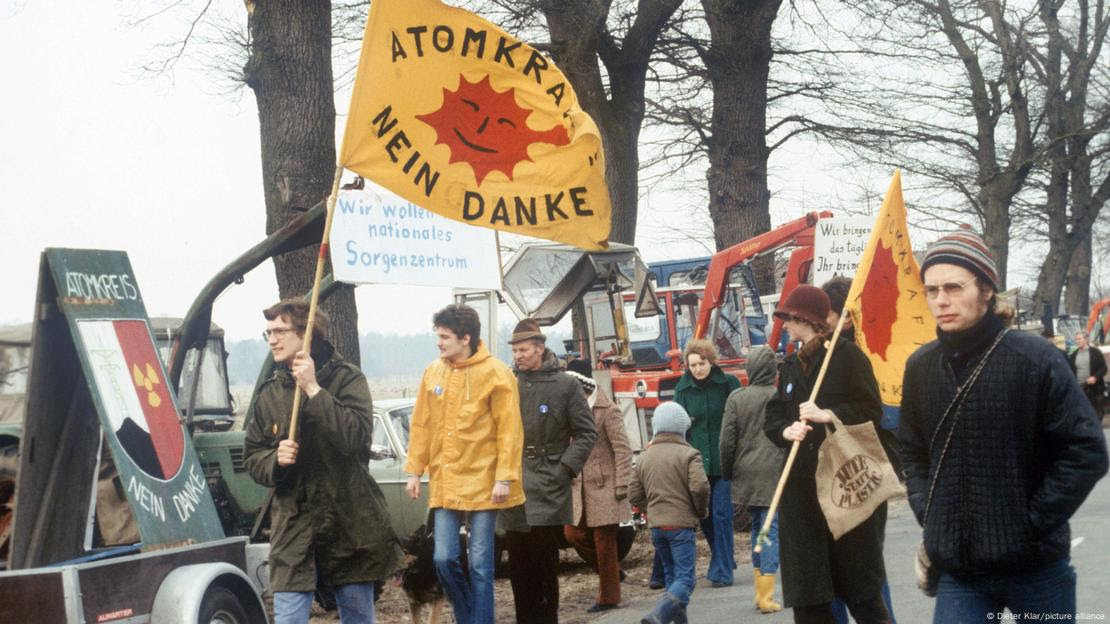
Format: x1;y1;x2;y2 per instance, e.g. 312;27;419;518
751;570;760;606
754;572;782;613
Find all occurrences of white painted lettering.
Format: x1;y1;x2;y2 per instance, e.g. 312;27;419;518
127;475;166;522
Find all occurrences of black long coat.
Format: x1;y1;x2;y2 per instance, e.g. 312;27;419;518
764;336;888;608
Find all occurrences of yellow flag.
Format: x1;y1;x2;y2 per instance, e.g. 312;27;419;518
339;0;611;250
844;171;935;410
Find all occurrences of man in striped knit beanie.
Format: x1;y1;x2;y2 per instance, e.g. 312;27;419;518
899;227;1107;622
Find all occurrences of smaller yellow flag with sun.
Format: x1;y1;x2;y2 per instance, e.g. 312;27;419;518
339;0;612;250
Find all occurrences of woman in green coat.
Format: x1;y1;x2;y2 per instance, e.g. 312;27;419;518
674;338;741;587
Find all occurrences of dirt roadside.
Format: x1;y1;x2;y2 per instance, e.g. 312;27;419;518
308;528;735;624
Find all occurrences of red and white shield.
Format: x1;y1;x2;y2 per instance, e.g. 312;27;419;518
78;319;185;480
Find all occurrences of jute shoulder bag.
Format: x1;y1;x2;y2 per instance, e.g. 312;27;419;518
914;328;1008;596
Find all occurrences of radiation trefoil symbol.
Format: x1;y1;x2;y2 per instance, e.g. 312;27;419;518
132;362;163;408
416;74;570;186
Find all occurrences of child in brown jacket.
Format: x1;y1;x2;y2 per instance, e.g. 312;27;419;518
630;401;710;624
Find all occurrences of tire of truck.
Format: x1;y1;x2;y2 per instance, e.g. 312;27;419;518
198;586;249;624
569;524;638;565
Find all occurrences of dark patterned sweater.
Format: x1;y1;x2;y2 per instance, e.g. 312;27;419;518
899;314;1108;579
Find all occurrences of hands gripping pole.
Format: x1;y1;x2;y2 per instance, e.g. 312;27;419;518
755;309;849;553
288;165;345;441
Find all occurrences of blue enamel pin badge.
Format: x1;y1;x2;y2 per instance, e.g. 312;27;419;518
785;383;793;395
434;385;443;395
539;404;549;414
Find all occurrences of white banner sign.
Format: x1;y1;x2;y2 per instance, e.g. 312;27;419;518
330;186;501;289
813;217;873;285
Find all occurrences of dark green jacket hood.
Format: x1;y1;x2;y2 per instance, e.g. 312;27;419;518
745;346;777;386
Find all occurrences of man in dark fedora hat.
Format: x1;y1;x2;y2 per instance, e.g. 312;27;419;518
501;319;598;623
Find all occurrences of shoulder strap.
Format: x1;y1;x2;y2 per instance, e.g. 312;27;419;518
923;328;1009;522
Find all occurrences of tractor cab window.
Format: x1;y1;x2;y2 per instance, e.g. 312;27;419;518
589;299;619;362
156;335;234;424
624;300;661;343
672;291;701;353
710;267;757;359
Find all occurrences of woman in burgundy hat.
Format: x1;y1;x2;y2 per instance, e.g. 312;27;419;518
763;285;892;624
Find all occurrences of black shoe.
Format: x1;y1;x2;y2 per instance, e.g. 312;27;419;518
711;581;732;588
587;603;619;613
648;580;664;589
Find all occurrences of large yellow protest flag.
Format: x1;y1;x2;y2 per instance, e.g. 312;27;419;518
844;171;935;412
339;0;611;250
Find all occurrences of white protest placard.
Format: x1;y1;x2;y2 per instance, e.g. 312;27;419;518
330;185;501;289
813;216;873;285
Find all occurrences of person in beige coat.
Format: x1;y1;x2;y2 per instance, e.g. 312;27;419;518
563;369;633;613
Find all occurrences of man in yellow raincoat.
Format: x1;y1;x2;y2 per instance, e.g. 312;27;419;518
405;304;524;624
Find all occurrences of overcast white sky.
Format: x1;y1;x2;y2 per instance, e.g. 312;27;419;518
0;2;466;340
1;2;1066;343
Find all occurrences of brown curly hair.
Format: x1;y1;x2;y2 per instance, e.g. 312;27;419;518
682;338;719;366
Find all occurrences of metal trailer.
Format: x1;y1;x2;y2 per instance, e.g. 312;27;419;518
0;538;269;624
1;248;271;624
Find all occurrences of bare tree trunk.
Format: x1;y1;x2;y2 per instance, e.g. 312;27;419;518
1066;233;1092;314
1029;0;1109;319
541;0;681;245
245;1;360;363
701;0;781;294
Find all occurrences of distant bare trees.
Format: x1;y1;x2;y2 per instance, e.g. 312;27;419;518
785;0;1108;313
145;0;1108;318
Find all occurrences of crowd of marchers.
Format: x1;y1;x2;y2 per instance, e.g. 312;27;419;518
242;227;1108;624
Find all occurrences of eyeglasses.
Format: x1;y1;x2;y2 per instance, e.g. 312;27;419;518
263;328;295;340
924;280;971;300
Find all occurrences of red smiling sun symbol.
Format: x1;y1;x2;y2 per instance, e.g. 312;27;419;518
416;74;570;185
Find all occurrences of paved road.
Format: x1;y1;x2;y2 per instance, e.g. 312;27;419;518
593;432;1110;623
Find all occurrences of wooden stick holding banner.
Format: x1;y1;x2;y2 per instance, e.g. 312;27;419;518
755;309;849;552
288;164;345;442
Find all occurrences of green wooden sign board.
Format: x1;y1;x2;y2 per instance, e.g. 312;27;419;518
12;249;222;567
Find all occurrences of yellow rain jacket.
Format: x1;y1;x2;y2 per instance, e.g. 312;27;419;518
405;343;525;510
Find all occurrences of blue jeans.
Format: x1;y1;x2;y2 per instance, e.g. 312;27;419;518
748;506;779;574
699;476;736;584
651;549;665;585
273;582;376;624
932;558;1076;624
651;527;697;606
433;508;497;624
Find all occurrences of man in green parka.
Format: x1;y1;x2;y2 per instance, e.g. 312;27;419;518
244;300;403;624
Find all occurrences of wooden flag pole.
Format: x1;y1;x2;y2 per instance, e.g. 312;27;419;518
755;308;849;552
288;164;345;442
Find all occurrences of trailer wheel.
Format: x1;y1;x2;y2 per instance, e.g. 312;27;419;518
198;586;249;624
